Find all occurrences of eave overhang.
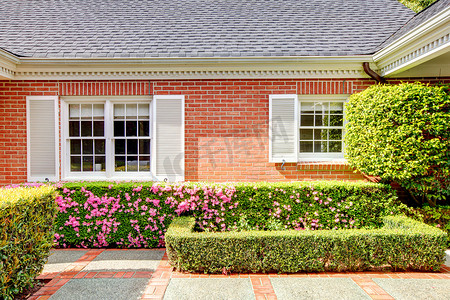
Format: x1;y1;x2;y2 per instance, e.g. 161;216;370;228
373;5;450;77
3;55;375;80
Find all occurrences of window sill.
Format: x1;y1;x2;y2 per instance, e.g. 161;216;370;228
296;160;352;171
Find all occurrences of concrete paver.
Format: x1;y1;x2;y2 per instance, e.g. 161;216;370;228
42;250;88;274
82;250;164;272
373;278;450;300
270;278;371;300
49;278;149;300
163;278;254;300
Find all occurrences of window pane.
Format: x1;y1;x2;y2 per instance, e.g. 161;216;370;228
80;121;92;136
315;114;325;126
94;156;106;171
315;102;329;113
114;104;125;119
83;156;93;171
315;129;327;140
138;121;149;136
139;139;151;154
126;104;137;118
69;121;80;137
70;139;81;155
300;141;313;153
300;115;314;126
300;129;313;140
301;102;314;113
69;104;80;118
329;141;342;152
93;121;104;136
115;139;125;154
329;114;343;126
315;141;327;152
329;129;342;140
330;102;343;114
138;104;150;118
127;156;138;171
115;156;126;172
114;121;125;137
126;121;137;137
95;139;105;154
127;139;138;154
93;104;104;117
82;140;93;154
81;104;92;118
139;156;150;171
71;156;81;171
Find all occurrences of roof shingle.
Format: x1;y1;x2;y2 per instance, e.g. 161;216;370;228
0;0;416;58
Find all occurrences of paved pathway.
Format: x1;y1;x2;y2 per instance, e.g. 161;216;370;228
30;249;450;300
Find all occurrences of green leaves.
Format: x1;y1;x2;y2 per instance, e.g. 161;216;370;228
0;186;57;299
345;83;450;206
166;216;447;273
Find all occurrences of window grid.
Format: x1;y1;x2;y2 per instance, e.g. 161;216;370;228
66;101;151;175
68;103;106;172
113;103;151;172
299;101;344;154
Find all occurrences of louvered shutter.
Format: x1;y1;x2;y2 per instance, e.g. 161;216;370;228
152;95;185;181
27;97;59;181
269;95;298;162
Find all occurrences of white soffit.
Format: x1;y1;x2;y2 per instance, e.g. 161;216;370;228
0;49;18;79
374;6;450;77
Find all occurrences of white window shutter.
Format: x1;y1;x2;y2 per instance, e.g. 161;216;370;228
27;96;59;181
152;95;185;181
269;95;298;163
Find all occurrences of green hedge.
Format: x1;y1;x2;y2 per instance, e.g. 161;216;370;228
403;205;450;246
0;185;57;300
165;216;447;273
54;181;399;248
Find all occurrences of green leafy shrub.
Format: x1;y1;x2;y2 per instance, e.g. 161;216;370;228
54;181;399;248
166;216;447;273
345;83;450;206
0;185;57;300
403;205;450;246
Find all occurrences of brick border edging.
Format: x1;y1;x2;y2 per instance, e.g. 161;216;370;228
31;248;450;300
141;252;450;300
31;249;156;299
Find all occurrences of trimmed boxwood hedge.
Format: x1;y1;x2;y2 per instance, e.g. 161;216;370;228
0;185;57;300
54;181;399;248
165;216;447;273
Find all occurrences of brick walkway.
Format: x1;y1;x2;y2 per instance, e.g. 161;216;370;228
31;248;450;300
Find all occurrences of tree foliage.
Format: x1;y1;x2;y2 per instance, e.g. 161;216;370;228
398;0;437;12
345;83;450;206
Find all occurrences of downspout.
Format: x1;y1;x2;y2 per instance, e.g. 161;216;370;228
363;62;386;83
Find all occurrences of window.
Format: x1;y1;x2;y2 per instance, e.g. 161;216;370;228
63;97;152;179
298;95;346;161
269;94;347;163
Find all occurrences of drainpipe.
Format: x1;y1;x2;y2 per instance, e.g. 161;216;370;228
363;62;386;84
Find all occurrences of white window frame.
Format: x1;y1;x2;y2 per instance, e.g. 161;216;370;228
61;96;156;180
298;94;349;162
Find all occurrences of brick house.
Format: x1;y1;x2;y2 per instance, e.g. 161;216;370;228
0;0;449;185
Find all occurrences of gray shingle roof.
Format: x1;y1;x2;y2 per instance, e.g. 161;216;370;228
0;0;415;58
377;0;450;50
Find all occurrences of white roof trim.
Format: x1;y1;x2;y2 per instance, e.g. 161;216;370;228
374;6;450;77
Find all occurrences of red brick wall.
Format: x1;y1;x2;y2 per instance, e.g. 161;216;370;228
0;78;448;185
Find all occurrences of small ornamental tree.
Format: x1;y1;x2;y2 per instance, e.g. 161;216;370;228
345;82;450;206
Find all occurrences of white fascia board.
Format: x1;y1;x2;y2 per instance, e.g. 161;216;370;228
373;6;450;76
0;49;19;79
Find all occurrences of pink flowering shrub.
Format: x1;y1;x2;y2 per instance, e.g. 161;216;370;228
54;181;399;248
